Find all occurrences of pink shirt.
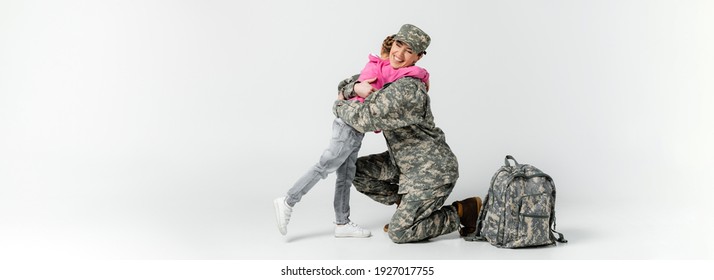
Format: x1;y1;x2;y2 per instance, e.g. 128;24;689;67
350;54;430;103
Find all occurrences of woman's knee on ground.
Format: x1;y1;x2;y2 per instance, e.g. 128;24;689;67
387;225;426;244
387;226;411;244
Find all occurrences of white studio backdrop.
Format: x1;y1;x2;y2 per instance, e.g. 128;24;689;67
1;0;713;260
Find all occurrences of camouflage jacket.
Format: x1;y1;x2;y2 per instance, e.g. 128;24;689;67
333;75;459;199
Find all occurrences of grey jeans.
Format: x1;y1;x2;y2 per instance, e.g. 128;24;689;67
285;118;364;225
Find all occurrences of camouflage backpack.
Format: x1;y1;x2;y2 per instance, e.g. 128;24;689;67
466;155;567;248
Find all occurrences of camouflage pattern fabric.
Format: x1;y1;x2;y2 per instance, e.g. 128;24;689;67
388;186;460;244
337;74;360;100
333;75;460;243
350;152;460;243
333;76;459;199
350;151;400;206
394;24;430;54
469;155;567;248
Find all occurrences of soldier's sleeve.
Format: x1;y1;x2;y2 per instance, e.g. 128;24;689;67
337;74;360;99
333;77;426;133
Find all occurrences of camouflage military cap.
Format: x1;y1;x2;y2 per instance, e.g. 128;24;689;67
393;24;430;54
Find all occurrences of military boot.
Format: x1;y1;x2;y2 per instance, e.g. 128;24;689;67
452;197;482;236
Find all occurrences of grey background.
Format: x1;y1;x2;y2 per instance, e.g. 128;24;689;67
1;0;712;260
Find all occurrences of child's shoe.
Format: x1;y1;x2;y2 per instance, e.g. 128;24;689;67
334;222;371;238
273;197;293;235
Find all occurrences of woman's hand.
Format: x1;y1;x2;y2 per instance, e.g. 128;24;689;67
354;77;377;98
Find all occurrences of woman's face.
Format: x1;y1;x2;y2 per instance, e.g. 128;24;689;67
389;40;421;69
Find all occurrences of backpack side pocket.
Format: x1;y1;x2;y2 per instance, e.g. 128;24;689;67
512;193;554;247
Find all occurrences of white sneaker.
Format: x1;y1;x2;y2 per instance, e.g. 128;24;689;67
273;197;292;235
334;222;371;238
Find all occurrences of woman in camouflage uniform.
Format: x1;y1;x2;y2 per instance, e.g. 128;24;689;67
334;24;482;243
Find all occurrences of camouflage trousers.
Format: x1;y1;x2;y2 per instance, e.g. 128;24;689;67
353;152;461;243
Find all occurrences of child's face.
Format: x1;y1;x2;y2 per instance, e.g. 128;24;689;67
389;40;421;69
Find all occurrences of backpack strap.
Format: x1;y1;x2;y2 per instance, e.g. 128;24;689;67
552;229;567;243
551;216;568;243
504;155;519;167
466;191;491;242
548;178;567;244
469;157;517;242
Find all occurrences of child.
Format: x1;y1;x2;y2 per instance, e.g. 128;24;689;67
273;35;430;238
